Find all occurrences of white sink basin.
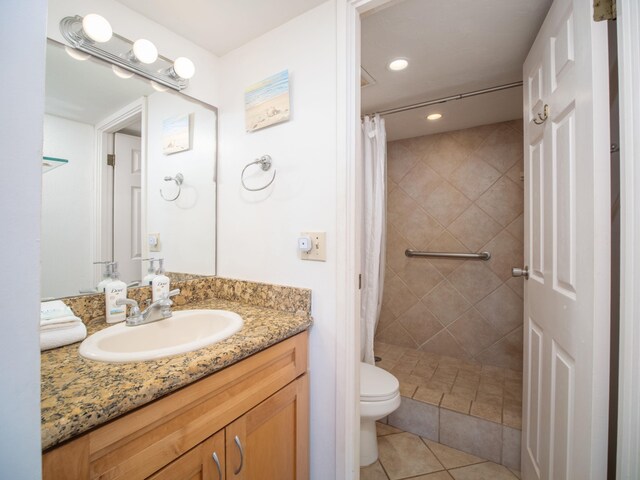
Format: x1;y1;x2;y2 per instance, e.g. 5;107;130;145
79;309;243;363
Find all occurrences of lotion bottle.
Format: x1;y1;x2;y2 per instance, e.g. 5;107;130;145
142;259;156;286
105;262;127;323
95;262;114;292
151;258;170;302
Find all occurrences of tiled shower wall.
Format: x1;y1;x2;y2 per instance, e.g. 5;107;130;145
378;120;525;370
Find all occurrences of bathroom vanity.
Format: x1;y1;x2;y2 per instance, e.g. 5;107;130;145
41;278;312;480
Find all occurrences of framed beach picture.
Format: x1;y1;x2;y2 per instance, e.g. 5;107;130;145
245;70;290;132
162;114;191;155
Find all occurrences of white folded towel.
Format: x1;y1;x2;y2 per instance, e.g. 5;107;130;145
40;300;74;321
40;314;83;330
40;322;87;351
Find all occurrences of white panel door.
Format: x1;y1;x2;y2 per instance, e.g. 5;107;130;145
522;0;610;479
114;133;142;285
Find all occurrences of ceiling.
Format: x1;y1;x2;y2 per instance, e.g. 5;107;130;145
115;0;327;56
361;0;552;140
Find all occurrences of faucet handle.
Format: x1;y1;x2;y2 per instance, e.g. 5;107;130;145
167;289;180;298
116;298;141;316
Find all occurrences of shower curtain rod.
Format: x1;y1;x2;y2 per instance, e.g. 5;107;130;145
362;80;523;118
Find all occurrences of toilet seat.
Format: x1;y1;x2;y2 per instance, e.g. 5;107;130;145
360;362;399;402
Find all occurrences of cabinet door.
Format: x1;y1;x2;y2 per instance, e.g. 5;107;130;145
226;374;309;480
148;430;226;480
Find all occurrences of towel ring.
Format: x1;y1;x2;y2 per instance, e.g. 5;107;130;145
241;155;276;192
160;173;184;201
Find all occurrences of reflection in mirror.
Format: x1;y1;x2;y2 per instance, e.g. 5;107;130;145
42;40;217;299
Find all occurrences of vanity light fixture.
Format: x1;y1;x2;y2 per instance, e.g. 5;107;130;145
82;13;112;43
427;113;443;120
59;15;194;91
132;39;158;64
64;46;90;61
388;58;409;71
112;65;134;79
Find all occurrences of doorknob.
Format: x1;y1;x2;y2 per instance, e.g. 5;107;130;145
512;266;529;279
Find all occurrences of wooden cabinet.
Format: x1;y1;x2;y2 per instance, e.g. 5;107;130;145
42;332;308;480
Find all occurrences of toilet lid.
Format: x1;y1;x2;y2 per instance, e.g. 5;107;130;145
360;362;400;402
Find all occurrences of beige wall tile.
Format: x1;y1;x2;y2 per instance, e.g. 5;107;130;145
421;330;474;362
448;309;501;356
504;276;524;298
447;262;502;304
424;134;471;179
483;230;524;281
388;141;421;183
447;205;503;253
399;162;444;205
448;124;496;151
505;213;524;242
449;156;501;201
476;285;523;335
420;181;472;227
396;260;445;298
392;206;445;249
422;280;472;326
505;161;524;189
475;326;524;371
474;122;523;173
426;232;471;276
382;273;420;317
476;177;524;227
398;302;445;345
376;321;419;349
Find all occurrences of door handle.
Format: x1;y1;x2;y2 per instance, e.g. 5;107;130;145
233;435;244;475
211;451;222;480
512;266;529;279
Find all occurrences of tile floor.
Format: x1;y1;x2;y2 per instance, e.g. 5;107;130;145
375;342;522;429
361;423;522;480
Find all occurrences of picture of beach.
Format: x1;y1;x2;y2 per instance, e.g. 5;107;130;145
162;114;191;155
245;70;290;132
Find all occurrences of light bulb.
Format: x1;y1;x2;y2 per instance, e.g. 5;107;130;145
388;58;409;71
427;113;442;121
112;65;134;79
82;14;112;43
173;57;195;79
132;39;158;64
150;81;169;92
65;46;90;61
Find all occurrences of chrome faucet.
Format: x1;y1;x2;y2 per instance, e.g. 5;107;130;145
116;289;180;326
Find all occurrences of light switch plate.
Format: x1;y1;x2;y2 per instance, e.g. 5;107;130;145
299;232;326;261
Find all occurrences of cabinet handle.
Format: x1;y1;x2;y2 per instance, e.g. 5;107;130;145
233;435;244;475
212;451;222;480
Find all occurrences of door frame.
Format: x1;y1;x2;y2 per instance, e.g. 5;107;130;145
93;98;147;286
615;0;640;477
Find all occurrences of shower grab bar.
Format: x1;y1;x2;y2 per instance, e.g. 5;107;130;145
405;249;491;261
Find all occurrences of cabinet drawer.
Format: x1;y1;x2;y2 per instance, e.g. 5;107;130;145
43;332;307;480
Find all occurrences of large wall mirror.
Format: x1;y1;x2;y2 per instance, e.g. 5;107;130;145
42;39;217;299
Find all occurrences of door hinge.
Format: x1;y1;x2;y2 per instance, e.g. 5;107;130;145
107;154;116;167
358;274;362;290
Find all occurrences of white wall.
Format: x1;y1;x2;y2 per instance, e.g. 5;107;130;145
146;93;217;275
0;0;46;477
47;0;221;107
217;2;338;478
42;115;95;298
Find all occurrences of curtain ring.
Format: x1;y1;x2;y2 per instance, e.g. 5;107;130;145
241;155;277;192
160;173;184;201
533;104;550;125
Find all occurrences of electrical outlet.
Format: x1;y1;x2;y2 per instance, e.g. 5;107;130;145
299;232;326;261
148;233;161;252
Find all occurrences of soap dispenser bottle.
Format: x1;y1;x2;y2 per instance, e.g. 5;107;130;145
151;258;170;302
95;261;114;292
105;262;127;324
142;258;156;286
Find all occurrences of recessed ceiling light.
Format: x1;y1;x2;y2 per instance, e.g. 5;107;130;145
427;113;443;120
388;58;408;71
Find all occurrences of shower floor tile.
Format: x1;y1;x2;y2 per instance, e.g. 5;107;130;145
375;342;522;428
361;424;521;480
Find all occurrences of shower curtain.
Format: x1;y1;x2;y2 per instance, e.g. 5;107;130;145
361;115;387;365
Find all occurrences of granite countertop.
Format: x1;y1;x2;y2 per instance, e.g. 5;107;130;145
41;297;312;451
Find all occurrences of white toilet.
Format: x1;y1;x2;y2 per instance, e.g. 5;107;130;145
360;361;401;466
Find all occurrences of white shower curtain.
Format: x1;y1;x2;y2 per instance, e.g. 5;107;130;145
361;115;386;365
